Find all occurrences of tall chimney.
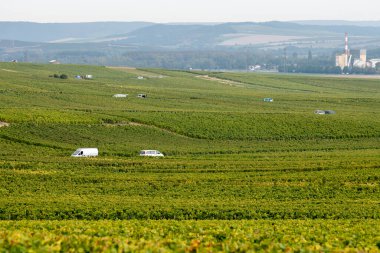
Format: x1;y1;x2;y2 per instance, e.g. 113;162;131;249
345;33;349;67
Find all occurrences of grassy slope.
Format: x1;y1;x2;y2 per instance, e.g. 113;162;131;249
0;63;380;249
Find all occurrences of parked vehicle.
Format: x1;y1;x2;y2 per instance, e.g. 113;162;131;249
324;110;336;114
314;110;326;115
139;150;164;157
71;148;98;157
314;110;336;115
113;94;128;98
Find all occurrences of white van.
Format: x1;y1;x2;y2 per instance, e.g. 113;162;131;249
71;148;98;157
113;94;128;98
139;150;164;157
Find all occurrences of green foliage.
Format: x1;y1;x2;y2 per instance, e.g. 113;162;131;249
0;63;379;250
125;111;379;140
60;74;68;79
1;147;379;220
0;220;380;252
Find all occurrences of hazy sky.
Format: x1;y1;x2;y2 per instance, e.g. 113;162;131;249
1;0;379;23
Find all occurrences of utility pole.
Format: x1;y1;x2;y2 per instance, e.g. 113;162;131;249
246;47;249;73
308;49;312;65
24;51;29;63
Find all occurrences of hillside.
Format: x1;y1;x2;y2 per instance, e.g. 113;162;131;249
2;21;380;69
0;63;379;251
2;21;380;48
0;21;153;42
293;20;380;27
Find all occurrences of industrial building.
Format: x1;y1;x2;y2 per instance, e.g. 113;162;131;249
353;49;372;68
369;59;380;68
336;33;378;70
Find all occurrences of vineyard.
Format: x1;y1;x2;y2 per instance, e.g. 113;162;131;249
0;63;379;251
1;220;380;252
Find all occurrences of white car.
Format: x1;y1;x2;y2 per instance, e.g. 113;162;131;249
139;150;164;157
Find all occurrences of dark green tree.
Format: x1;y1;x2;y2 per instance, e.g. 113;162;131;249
60;74;68;79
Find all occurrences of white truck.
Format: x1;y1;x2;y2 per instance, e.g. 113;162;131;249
71;148;98;157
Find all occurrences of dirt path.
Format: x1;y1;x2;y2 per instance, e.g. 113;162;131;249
1;69;18;73
195;75;246;87
107;67;166;78
320;74;380;79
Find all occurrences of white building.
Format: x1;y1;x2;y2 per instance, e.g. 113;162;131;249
49;60;60;64
369;59;380;68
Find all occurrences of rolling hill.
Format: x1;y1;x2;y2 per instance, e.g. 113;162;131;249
0;63;379;250
2;21;380;48
0;21;153;42
2;21;380;69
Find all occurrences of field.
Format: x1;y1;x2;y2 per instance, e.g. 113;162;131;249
219;34;305;46
0;63;379;251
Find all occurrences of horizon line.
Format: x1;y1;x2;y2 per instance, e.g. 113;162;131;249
1;19;380;24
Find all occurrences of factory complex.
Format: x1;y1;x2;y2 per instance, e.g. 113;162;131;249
336;33;380;70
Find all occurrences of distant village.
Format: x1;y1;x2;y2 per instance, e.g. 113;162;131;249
6;33;380;75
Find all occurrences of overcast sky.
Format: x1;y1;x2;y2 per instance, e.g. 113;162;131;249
1;0;379;23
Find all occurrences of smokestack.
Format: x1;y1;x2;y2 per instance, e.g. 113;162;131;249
345;33;349;67
345;33;348;54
